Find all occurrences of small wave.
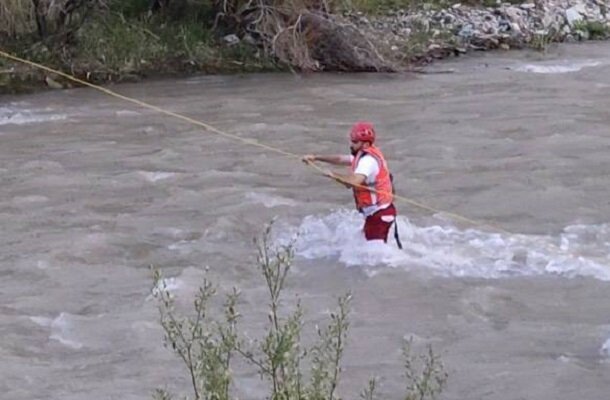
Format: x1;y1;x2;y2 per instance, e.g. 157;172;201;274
30;313;83;349
150;277;183;298
147;267;206;302
278;210;610;280
602;337;610;357
30;313;126;350
168;240;198;255
12;195;49;205
0;106;67;126
115;110;140;117
514;60;602;74
50;314;84;350
138;171;176;182
246;192;297;208
30;316;53;327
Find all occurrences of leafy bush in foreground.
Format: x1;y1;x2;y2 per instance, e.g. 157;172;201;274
152;223;448;400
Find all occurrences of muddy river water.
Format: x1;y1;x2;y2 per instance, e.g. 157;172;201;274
1;42;610;400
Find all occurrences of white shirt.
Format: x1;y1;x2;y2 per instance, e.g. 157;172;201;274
353;154;379;184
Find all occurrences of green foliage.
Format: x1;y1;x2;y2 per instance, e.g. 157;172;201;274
153;389;174;400
108;0;153;17
66;11;277;79
573;20;610;40
152;223;448;400
360;377;379;400
75;16;169;74
403;338;448;400
528;29;558;52
0;0;34;37
307;293;351;400
107;0;216;22
153;269;238;400
0;0;277;89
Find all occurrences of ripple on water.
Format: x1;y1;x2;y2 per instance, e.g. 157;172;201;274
513;60;604;74
0;106;67;126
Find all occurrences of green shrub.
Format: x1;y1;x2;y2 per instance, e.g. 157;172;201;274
152;223;448;400
573;20;610;40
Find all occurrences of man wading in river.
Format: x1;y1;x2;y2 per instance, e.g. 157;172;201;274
302;122;402;247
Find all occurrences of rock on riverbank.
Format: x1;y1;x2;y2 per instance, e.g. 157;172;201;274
344;0;610;65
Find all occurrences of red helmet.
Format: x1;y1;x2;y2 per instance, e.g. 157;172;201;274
350;121;376;144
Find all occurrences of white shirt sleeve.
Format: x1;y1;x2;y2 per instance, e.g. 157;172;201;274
339;155;353;164
354;155;379;183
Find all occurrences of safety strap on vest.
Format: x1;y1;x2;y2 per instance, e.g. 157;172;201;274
394;219;403;249
389;173;403;249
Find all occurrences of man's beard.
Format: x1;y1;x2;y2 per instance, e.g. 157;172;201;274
350;147;358;156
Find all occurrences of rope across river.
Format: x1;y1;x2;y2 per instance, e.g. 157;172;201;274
3;49;605;268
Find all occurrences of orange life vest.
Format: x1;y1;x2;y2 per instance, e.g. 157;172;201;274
351;146;394;214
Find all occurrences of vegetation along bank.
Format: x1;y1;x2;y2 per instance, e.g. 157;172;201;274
1;0;609;92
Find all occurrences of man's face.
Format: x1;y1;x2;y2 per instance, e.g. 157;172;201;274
350;140;363;156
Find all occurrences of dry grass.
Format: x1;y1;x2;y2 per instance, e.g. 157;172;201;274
0;0;35;37
2;0;392;73
214;0;395;71
0;0;101;39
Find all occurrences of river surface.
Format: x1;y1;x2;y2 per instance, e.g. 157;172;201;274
1;42;610;400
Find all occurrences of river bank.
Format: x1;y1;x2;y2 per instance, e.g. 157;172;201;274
1;0;609;94
348;0;610;64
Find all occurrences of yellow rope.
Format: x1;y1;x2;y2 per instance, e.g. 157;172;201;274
2;49;501;230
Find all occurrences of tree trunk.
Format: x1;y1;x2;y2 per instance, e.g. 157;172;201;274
31;0;48;39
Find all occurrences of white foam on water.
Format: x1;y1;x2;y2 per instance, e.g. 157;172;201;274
168;240;196;254
30;313;85;349
150;277;183;298
147;267;207;303
279;210;610;280
514;60;602;74
246;191;297;208
30;313;124;350
12;195;49;205
601;337;610;357
153;227;185;239
30;316;53;327
0;106;67;126
138;171;176;182
49;313;84;349
115;110;140;116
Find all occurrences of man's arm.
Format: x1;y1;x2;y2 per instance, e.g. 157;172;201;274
328;154;377;189
302;154;351;166
302;154;370;189
325;171;367;189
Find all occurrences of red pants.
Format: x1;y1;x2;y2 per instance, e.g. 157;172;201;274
363;204;397;242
